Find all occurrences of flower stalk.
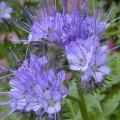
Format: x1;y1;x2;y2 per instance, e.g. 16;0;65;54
77;89;89;120
66;93;89;120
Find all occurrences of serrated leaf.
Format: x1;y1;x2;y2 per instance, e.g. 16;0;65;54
85;92;105;112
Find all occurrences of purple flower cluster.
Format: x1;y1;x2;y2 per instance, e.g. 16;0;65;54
64;7;111;86
26;4;110;49
28;13;71;45
11;0;113;103
0;54;67;119
14;1;72;47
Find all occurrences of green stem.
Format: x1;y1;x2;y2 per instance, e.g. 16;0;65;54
98;102;103;114
66;95;79;102
76;80;89;120
66;95;89;120
77;90;89;120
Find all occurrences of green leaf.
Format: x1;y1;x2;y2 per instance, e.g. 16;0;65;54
103;89;120;117
85;92;105;113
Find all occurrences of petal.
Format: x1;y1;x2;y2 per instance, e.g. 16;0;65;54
83;36;99;49
46;101;61;114
98;45;108;53
0;2;6;8
9;88;24;99
81;74;91;83
65;41;80;55
22;58;28;67
60;86;68;98
52;91;61;101
17;99;27;110
92;54;107;66
67;53;80;65
35;84;43;95
49;32;60;42
43;90;52;100
99;65;111;75
26;95;41;112
53;70;66;90
5;7;12;13
43;69;55;83
26;94;38;102
93;72;103;82
28;34;33;42
97;55;107;65
36;73;49;89
30;22;45;39
85;68;93;76
70;64;81;70
43;90;61;101
30;54;48;69
3;14;11;19
57;70;65;82
38;56;48;66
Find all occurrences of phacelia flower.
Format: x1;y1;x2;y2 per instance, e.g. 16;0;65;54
13;0;113;49
14;2;72;47
81;45;111;83
0;1;12;23
36;69;67;115
65;36;99;71
65;34;111;86
0;53;67;119
13;0;117;48
28;13;71;45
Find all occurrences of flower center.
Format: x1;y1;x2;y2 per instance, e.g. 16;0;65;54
48;98;55;107
0;10;5;14
92;65;99;72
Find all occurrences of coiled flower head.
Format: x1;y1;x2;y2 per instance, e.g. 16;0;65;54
0;48;67;119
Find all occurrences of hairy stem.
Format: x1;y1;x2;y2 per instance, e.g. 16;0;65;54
66;94;89;120
77;89;89;120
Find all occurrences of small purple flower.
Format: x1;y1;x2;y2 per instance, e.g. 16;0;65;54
65;34;111;86
65;36;99;71
0;1;12;22
40;90;61;114
35;69;67;114
81;46;111;83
